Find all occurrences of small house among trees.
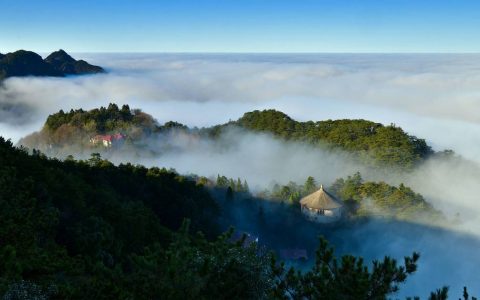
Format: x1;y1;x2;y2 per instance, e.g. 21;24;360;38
90;133;125;147
300;185;343;223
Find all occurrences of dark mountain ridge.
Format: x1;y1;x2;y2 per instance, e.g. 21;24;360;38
44;49;104;75
0;49;104;80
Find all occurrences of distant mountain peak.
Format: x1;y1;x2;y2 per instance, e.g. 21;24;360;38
45;49;76;64
0;49;105;80
0;50;62;78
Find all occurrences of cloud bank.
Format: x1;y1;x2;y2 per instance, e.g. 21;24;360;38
2;53;480;159
4;51;480;227
2;53;480;296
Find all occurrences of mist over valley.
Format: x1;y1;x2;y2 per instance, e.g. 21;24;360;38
2;53;480;298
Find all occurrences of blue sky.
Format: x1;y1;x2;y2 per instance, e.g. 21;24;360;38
1;0;480;53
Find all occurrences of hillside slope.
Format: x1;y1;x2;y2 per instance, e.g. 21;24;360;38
1;136;453;299
19;104;158;156
207;109;433;170
20;105;433;170
0;136;223;297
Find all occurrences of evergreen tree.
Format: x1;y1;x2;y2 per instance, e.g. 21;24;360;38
236;178;243;192
243;179;250;193
303;176;317;195
216;174;228;187
226;186;234;201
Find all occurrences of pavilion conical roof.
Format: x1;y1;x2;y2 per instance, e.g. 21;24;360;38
299;185;343;210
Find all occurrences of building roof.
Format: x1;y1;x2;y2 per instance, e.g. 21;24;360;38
300;185;343;210
92;134;125;142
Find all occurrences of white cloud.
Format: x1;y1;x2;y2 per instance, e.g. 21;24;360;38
2;53;480;296
2;53;480;158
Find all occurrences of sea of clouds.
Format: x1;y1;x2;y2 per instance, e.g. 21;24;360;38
1;53;480;296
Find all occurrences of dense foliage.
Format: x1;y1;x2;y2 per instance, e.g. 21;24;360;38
221;109;433;170
20;105;433;170
216;175;250;193
330;172;443;221
44;103;154;133
0;137;219;298
20;104;158;149
264;176;318;204
0;137;473;299
257;174;441;222
0;49;103;80
271;237;419;299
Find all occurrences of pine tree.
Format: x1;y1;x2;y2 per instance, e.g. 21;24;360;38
243;180;250;193
304;176;317;195
236;178;243;192
226;186;234;201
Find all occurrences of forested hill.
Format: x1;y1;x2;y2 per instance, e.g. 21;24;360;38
0;136;470;298
0;49;104;80
19;104;160;150
0;136;222;297
20;105;433;170
260;173;443;222
208;109;433;170
44;103;158;134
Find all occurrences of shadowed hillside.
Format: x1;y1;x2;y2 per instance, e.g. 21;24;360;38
5;135;474;299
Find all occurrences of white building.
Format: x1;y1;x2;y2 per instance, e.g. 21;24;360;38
300;185;343;223
89;134;125;148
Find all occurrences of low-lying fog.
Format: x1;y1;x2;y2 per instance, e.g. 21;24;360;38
2;53;480;296
221;195;480;298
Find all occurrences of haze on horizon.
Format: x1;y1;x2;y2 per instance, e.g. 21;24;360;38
3;53;480;162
